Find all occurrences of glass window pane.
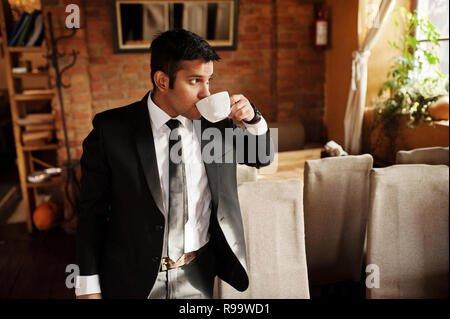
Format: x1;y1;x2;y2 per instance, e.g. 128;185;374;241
417;0;449;40
416;40;449;78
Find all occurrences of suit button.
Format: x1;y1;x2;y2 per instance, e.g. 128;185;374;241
152;257;160;263
155;225;163;231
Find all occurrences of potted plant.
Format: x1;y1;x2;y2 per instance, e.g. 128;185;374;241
370;7;449;163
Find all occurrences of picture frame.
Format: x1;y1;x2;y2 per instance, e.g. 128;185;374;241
109;0;239;53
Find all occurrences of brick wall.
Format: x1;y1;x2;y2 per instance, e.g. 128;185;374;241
42;0;325;163
274;0;325;143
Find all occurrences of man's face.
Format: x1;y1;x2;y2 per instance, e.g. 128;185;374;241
166;59;213;120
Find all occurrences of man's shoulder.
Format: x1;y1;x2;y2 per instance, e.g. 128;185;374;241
93;100;142;126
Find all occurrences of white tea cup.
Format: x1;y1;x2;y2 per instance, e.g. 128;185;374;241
195;91;231;123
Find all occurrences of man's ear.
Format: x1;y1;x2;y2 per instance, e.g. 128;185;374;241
154;71;169;91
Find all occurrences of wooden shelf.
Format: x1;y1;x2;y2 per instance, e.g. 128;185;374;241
1;1;59;233
26;175;62;189
14;91;55;101
22;143;59;151
12;72;50;78
7;46;46;53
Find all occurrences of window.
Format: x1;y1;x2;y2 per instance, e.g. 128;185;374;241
416;0;449;78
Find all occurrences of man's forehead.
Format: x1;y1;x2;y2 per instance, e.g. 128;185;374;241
178;60;214;76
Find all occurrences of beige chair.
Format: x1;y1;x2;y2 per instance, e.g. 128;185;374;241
396;146;449;165
303;154;373;286
366;164;449;299
236;164;257;186
268;121;305;152
215;179;310;298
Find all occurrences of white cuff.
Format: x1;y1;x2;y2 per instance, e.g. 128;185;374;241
75;275;102;296
243;116;268;136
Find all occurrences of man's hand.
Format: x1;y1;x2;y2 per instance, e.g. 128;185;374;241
228;94;255;122
77;293;102;299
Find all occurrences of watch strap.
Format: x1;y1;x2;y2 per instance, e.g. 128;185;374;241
243;103;262;124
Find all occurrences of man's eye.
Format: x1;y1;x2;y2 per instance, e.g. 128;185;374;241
190;79;198;84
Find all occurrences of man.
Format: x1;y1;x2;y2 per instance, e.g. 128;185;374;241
76;29;273;299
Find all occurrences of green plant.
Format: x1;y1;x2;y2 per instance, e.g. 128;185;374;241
381;7;444;93
371;7;448;161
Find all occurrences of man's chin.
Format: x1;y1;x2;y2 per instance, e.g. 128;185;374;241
191;109;202;120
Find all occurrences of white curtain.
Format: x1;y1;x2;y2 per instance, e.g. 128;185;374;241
343;0;396;154
182;3;208;39
215;2;231;40
142;4;169;41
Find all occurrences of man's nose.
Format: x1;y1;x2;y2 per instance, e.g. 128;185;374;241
198;84;210;100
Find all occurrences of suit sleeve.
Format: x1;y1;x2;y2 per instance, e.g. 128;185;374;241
77;114;111;276
231;116;274;169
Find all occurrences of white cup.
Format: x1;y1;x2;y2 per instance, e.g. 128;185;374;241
195;91;231;123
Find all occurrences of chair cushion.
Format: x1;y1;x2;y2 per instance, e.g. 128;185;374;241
366;164;449;298
215;179;310;298
303;154;373;285
396;146;449;165
236;164;257;186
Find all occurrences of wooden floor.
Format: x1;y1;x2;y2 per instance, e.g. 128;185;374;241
0;222;76;299
0;222;365;300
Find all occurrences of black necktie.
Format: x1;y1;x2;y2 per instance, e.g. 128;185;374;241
166;119;188;262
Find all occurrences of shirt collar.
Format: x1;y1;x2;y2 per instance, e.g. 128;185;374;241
147;91;190;131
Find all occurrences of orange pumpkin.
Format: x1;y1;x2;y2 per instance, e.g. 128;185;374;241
33;200;61;231
428;95;449;121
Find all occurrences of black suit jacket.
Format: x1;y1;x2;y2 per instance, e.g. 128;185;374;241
77;91;274;298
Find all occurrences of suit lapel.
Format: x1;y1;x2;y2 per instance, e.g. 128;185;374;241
133;92;165;217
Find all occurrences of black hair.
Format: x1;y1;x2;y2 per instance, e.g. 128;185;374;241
150;29;220;90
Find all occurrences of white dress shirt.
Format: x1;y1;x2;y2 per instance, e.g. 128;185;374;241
75;93;268;296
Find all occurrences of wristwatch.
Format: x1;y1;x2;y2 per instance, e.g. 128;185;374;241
243;103;262;124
